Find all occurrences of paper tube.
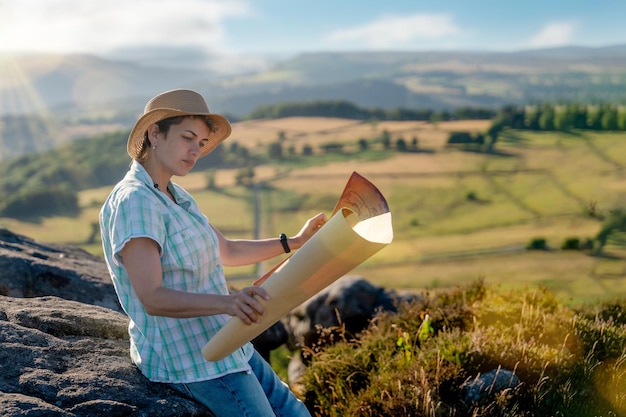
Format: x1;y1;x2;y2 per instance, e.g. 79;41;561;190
202;172;393;362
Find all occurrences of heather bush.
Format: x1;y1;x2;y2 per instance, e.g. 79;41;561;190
300;279;626;416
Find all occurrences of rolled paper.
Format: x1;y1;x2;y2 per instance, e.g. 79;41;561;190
202;172;393;362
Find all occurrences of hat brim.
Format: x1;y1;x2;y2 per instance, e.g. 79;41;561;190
127;108;232;160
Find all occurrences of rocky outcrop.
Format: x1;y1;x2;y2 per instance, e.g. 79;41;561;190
0;295;209;417
0;228;120;311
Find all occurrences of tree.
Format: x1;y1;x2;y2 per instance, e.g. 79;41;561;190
396;137;407;152
380;130;391;150
485;118;505;152
268;141;283;159
235;167;255;187
587;106;604;130
204;170;217;190
498;105;525;129
525;107;541;130
554;106;574;131
538;104;555;131
568;103;588;129
446;132;473;146
618;108;626;130
595;208;626;255
601;106;619;130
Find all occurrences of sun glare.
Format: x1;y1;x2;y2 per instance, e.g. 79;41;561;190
0;53;63;158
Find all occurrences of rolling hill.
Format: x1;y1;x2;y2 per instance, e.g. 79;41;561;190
2;45;626;160
3;45;626;119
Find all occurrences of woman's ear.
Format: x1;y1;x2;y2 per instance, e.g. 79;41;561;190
147;124;160;146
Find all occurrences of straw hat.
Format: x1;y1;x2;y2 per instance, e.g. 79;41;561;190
127;89;232;159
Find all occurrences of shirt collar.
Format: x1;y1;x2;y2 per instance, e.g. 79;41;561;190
129;160;191;208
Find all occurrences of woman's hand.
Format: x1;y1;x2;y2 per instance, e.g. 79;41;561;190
290;212;327;250
227;286;270;325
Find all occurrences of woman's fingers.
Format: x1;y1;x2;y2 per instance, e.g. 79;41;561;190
232;286;269;324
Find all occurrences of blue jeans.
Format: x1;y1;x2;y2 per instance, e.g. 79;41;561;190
168;351;311;417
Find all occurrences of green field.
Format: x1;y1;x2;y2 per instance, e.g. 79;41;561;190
2;120;626;305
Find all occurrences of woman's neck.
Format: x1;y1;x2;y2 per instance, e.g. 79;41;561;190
141;159;174;201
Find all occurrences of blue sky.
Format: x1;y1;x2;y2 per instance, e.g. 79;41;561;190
1;0;625;57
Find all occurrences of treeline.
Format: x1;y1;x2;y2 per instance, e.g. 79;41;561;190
245;99;496;121
492;102;626;132
444;102;626;154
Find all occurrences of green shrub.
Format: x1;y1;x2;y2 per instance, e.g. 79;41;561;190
299;281;626;416
0;183;79;218
561;237;580;250
526;237;548;250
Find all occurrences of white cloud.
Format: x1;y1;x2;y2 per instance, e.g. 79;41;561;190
529;21;578;48
0;0;251;54
324;13;460;49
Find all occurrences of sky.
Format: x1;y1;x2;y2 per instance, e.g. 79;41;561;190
1;0;626;58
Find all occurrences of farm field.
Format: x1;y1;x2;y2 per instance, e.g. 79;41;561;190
2;118;626;305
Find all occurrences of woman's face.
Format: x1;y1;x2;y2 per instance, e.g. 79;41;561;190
153;117;211;176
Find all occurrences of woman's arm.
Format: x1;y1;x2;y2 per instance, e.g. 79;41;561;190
214;212;327;267
120;237;269;324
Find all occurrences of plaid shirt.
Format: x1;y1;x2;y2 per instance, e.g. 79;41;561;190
99;161;252;383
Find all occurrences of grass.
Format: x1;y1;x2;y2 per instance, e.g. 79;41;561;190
298;279;626;416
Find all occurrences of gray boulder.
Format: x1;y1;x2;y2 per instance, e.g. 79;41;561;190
0;228;120;311
284;275;416;349
459;368;522;406
283;275;417;384
0;295;210;417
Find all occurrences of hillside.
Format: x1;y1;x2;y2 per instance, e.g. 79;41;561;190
2;117;626;305
223;46;626;113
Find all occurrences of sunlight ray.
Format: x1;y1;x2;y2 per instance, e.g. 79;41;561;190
0;54;62;158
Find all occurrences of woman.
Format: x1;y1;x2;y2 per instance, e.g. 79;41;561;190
99;88;325;416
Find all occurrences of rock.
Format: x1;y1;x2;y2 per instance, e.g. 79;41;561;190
252;320;289;362
0;228;120;311
283;275;417;384
459;368;522;406
284;276;415;348
0;295;211;417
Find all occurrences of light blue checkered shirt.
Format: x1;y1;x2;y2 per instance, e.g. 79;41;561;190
99;161;253;383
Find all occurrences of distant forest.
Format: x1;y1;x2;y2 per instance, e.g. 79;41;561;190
243;99;496;121
1;99;626;218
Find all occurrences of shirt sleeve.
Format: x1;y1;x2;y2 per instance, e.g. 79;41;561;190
109;187;166;266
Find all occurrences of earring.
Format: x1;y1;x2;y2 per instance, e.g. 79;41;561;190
152;145;156;150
